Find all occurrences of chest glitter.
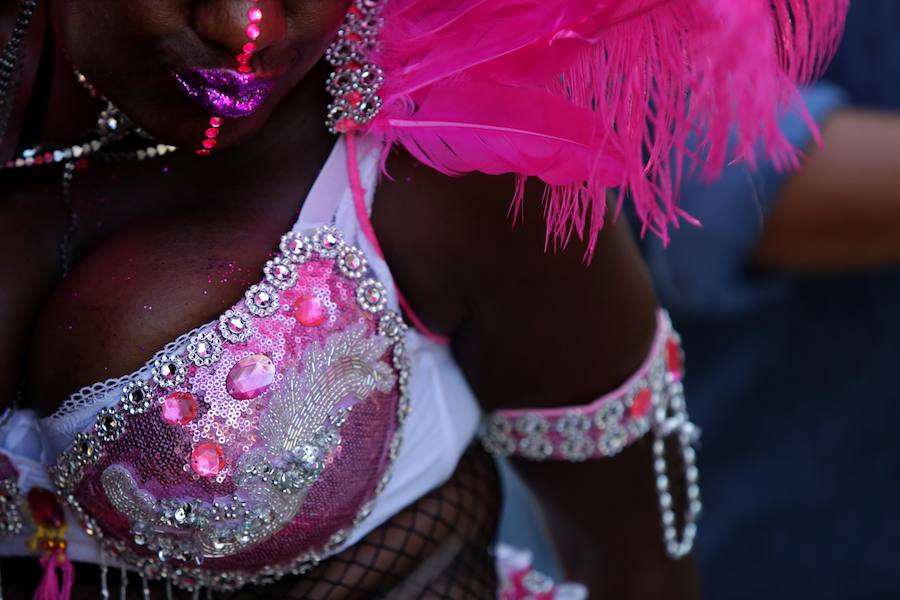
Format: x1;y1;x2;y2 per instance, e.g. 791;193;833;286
50;225;411;592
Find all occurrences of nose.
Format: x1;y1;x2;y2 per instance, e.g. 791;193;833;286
194;0;287;55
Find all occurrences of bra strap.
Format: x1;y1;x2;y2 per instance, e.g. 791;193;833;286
345;134;451;346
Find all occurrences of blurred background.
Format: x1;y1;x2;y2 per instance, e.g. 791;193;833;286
499;2;900;598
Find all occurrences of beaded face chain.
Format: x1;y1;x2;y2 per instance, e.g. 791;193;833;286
195;1;264;155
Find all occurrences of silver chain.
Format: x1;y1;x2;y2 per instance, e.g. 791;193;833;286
0;0;37;144
652;376;702;559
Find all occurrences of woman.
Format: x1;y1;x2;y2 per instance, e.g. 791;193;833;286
0;1;845;598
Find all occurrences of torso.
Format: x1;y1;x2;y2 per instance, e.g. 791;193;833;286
0;15;501;596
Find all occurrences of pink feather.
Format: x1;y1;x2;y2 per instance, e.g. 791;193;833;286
362;0;848;257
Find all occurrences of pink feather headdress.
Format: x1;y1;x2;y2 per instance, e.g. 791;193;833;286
354;0;848;256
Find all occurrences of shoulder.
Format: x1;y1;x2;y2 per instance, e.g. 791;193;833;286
373;146;657;343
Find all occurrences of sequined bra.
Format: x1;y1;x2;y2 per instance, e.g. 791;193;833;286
0;135;483;592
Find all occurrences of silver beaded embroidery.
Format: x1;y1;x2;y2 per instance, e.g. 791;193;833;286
0;478;24;536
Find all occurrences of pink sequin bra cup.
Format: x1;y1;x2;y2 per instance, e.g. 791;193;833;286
48;225;411;591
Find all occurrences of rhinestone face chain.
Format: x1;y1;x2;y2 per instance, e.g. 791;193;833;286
325;0;385;134
195;1;263;155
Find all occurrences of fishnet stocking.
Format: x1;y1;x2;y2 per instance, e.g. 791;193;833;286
2;446;502;599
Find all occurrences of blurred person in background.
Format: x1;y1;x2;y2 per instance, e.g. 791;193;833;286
502;2;900;598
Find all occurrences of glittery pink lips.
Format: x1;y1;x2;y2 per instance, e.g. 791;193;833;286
173;69;276;118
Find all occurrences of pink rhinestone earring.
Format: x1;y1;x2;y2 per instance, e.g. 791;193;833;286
325;0;385;134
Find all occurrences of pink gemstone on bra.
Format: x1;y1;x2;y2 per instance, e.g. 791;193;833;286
245;23;261;40
293;296;326;327
191;442;225;477
161;392;199;426
225;354;276;400
629;388;652;419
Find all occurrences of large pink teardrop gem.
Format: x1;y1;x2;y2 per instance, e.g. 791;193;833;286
225;354;275;400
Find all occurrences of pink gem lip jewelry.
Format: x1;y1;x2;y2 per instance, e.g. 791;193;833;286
192;0;265;156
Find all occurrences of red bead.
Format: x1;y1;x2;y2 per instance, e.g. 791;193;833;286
209;116;223;127
196;149;211;156
236;52;251;65
237;64;253;74
629;388;653;418
666;338;683;381
245;23;261;40
202;138;218;149
27;488;65;529
247;7;262;22
205;128;220;139
242;42;257;53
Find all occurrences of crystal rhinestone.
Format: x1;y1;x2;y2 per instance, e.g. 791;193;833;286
226;354;276;400
120;380;153;414
338;248;366;279
356;279;387;313
218;309;253;344
279;233;312;263
292;295;327;327
26;488;65;529
74;432;100;465
629;388;653;419
518;435;553;461
191;442;225;477
313;227;344;258
555;412;591;436
245;284;279;317
264;257;298;290
378;312;406;340
515;414;549;436
96;407;126;442
152;354;186;389
559;434;593;462
594;400;625;428
187;330;223;366
598;426;628;456
161;392;199;426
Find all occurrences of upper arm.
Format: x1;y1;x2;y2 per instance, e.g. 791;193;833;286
374;161;695;598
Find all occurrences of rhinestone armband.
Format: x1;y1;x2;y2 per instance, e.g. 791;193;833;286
481;310;701;559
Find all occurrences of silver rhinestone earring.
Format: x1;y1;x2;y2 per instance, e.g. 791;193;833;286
325;0;385;134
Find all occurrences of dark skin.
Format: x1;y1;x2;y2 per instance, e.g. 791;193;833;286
1;1;697;597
